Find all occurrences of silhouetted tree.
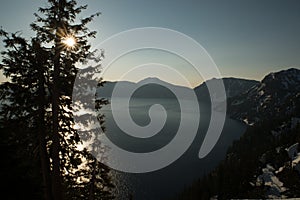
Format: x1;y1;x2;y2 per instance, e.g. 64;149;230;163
0;0;114;199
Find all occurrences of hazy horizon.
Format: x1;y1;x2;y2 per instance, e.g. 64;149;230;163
102;67;297;89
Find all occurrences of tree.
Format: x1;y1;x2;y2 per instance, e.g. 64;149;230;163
0;0;114;199
31;1;100;198
0;31;47;199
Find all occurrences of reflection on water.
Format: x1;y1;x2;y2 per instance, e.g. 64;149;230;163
100;98;245;200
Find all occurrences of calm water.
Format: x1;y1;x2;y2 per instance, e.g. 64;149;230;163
100;98;246;200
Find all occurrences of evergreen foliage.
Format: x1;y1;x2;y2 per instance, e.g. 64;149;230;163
0;1;114;199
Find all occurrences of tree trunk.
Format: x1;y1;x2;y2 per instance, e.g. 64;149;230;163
39;123;53;200
51;35;63;200
88;160;97;200
37;59;53;200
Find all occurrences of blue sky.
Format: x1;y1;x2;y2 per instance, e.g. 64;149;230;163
1;0;300;87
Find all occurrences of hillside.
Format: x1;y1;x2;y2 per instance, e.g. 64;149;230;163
194;77;258;102
228;68;300;125
175;68;300;199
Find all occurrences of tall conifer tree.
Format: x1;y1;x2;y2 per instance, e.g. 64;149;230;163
0;1;114;199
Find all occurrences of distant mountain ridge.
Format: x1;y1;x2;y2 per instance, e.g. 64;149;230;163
98;77;258;101
97;68;300;122
97;78;192;99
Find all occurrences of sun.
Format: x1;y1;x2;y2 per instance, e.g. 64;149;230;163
62;36;76;48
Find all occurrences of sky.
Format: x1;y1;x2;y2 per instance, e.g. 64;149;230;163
0;0;300;87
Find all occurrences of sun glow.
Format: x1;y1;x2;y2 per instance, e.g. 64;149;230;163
62;36;76;47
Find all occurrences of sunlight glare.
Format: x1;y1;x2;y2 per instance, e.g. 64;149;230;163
63;36;76;47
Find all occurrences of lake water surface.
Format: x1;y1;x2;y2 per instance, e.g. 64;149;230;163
100;98;246;199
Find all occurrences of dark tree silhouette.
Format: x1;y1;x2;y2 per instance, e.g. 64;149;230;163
0;0;114;199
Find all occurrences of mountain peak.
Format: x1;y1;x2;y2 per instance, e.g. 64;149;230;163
263;68;300;81
261;68;300;90
137;77;167;85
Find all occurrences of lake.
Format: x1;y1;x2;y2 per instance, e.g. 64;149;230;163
99;98;246;200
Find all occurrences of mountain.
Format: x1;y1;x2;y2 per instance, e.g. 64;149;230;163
228;68;300;125
175;68;300;199
194;77;259;102
97;78;193;99
98;77;259;102
132;77;193;99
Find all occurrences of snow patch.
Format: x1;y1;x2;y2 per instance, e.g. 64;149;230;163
256;164;287;198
